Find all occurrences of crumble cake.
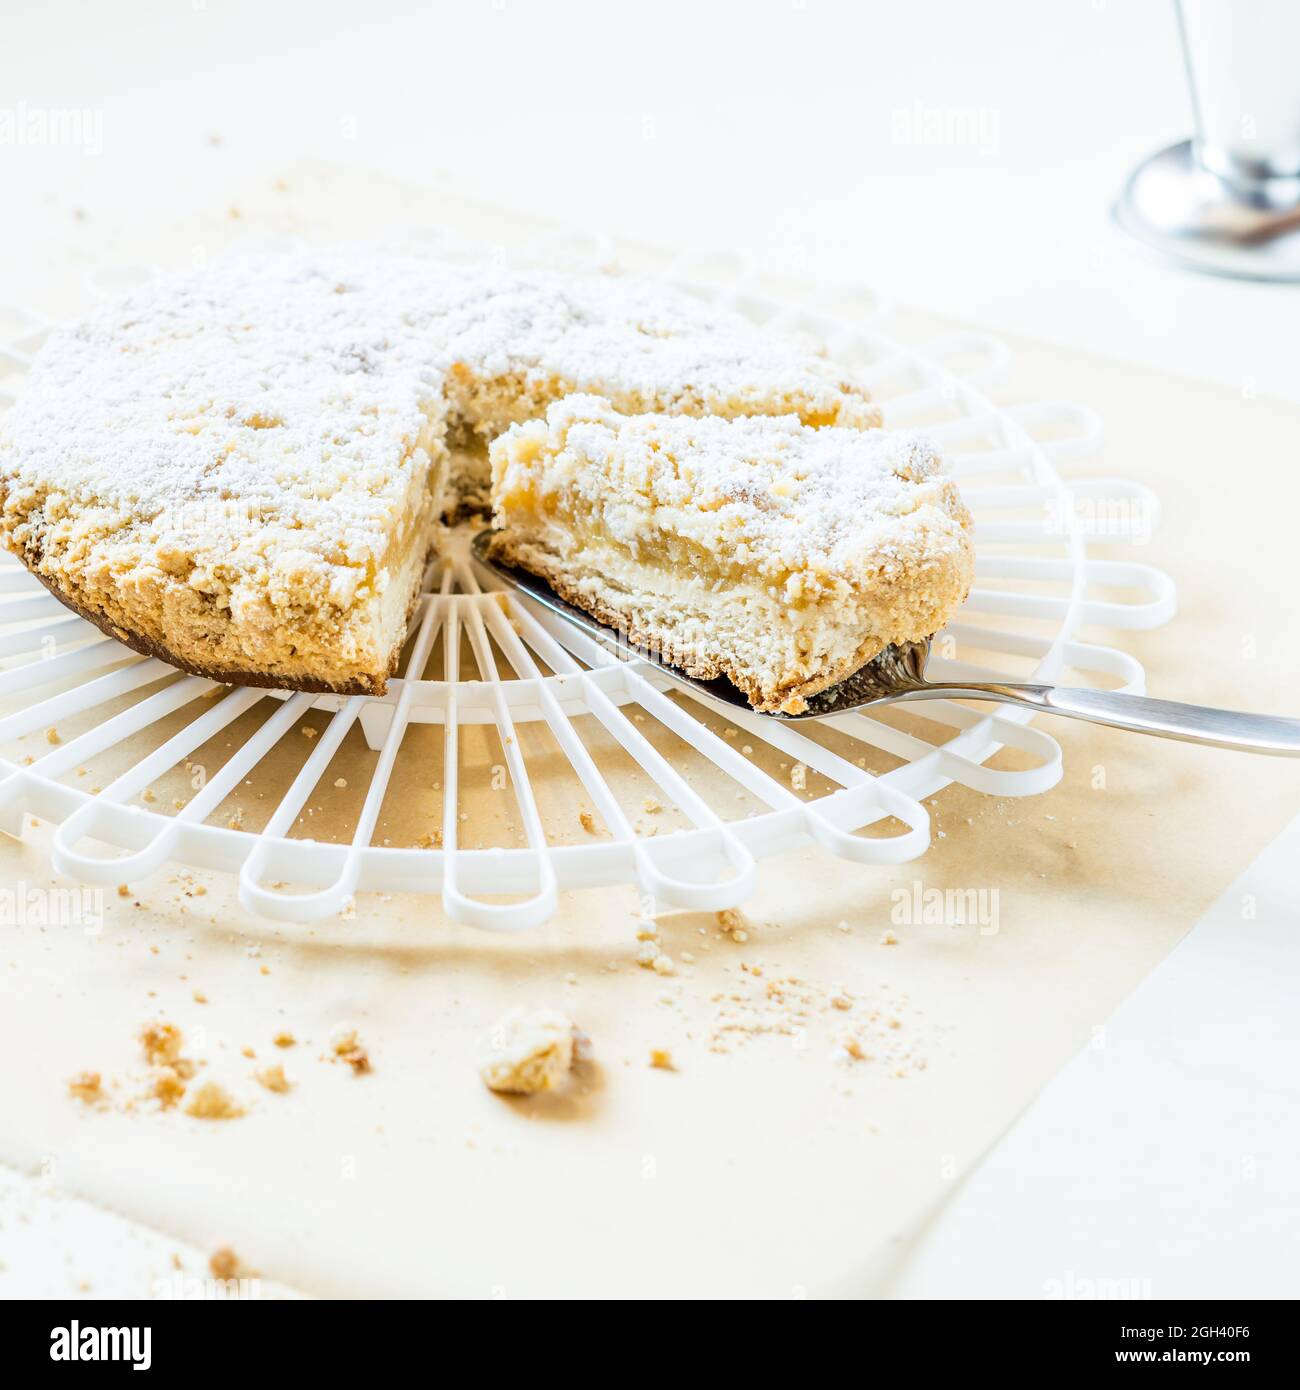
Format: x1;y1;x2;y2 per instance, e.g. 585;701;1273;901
488;396;974;713
0;248;879;694
0;253;448;694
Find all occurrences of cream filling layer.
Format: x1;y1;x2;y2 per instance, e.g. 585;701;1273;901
503;531;880;701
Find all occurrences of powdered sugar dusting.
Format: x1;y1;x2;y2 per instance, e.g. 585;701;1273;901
499;395;971;598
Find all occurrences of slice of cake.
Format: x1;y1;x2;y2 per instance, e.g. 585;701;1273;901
488;397;974;713
0;254;447;693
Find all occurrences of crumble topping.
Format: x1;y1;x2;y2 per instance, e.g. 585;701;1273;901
492;395;970;604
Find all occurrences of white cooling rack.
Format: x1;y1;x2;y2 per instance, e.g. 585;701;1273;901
0;231;1175;929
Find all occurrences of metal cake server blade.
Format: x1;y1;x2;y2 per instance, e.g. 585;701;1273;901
471;531;1300;756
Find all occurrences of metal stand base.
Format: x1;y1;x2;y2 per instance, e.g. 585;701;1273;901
1114;140;1300;281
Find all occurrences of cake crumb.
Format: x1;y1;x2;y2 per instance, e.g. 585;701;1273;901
255;1064;291;1094
273;1031;296;1048
716;907;750;943
226;808;244;830
208;1246;241;1280
148;1067;187;1110
480;1008;581;1095
301;726;318;739
642;795;662;814
192;988;208;1004
116;884;130;898
139;1021;184;1067
790;762;807;791
183;1081;245;1120
415;829;443;848
578;811;596;834
333;777;347;789
67;1071;103;1104
45;727;61;744
649;1048;675;1071
879;930;899;946
329;1027;371;1075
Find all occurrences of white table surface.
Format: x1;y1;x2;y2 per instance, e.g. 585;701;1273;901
1;0;1296;1299
3;0;1300;402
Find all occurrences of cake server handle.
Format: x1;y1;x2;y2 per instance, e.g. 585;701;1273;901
897;682;1300;756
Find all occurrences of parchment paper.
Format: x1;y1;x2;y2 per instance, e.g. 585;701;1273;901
0;164;1296;1298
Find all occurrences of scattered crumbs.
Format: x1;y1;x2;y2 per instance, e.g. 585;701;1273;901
634;919;660;942
226;808;244;830
709;966;929;1072
880;929;899;946
240;1046;255;1059
45;727;60;744
273;1031;296;1048
415;829;443;848
790;762;807;791
652;953;676;976
722;729;736;740
480;1007;581;1095
742;744;754;755
329;1026;371;1075
209;1247;240;1280
67;1071;103;1105
192;989;208;1005
578;810;596;834
116;884;131;898
300;726;318;739
141;788;156;803
183;1081;245;1120
649;1048;675;1071
333;777;348;789
642;795;662;814
254;1064;291;1094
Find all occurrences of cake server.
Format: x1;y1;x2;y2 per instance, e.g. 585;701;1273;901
471;531;1300;756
